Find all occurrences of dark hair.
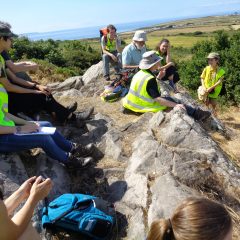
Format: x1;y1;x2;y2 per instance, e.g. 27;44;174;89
1;36;10;41
147;197;232;240
107;24;117;32
155;39;170;52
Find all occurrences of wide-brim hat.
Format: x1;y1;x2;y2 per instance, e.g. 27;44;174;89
206;52;220;59
0;24;18;38
139;50;163;69
132;30;147;41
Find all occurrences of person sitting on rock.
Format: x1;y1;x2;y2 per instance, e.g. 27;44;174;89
0;22;36;81
155;39;180;92
101;24;122;81
0;176;52;240
200;52;225;116
122;51;211;121
147;197;233;240
0;22;93;124
122;30;147;71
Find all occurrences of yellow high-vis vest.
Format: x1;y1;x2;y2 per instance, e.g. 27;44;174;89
0;55;15;126
122;69;167;113
105;35;116;52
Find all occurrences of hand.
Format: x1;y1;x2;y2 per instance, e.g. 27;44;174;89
26;121;40;128
17;176;37;200
157;69;166;80
37;85;52;95
175;104;186;111
111;54;118;62
19;123;40;133
30;176;53;202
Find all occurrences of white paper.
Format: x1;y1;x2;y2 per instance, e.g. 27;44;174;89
15;127;56;136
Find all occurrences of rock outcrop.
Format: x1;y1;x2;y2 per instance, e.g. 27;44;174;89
1;61;239;239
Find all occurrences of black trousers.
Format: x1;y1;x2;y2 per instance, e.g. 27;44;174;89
162;66;180;83
8;92;70;122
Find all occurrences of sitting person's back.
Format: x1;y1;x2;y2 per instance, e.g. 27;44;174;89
147;197;232;240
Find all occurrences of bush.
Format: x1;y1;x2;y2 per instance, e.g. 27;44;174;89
10;37;101;76
179;30;240;104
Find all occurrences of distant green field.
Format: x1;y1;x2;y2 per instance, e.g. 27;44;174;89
82;14;240;61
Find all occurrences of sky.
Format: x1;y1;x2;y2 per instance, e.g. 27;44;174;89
1;0;240;34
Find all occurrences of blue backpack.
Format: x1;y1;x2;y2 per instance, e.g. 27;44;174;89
42;193;116;240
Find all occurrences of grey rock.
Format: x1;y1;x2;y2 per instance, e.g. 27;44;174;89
126;207;146;240
53;88;83;97
82;61;103;85
148;173;197;226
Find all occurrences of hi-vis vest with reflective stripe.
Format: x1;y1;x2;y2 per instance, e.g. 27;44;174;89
0;55;14;126
122;70;167;113
203;66;225;99
105;35;116;52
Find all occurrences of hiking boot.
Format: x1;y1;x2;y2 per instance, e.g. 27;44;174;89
104;75;111;81
75;107;94;121
71;143;95;157
67;102;78;113
193;108;211;121
65;156;94;169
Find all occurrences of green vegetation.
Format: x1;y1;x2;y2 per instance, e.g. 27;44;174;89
178;30;240;104
10;37;101;78
9;15;240;104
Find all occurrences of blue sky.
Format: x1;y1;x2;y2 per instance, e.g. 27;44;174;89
1;0;240;34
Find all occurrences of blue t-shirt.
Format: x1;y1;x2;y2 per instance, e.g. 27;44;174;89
122;43;146;66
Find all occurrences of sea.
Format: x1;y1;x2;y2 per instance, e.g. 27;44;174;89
22;18;183;41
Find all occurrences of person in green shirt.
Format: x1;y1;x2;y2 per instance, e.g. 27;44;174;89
155;39;180;92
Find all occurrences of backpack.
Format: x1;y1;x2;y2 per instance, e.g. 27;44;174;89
42;193;116;240
99;28;108;44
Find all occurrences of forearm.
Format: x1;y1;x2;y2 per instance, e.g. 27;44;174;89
166;53;171;63
6;69;35;88
5;82;36;94
5;112;28;125
11;196;38;238
4;190;25;216
155;97;177;108
13;62;33;72
123;64;138;69
102;49;113;57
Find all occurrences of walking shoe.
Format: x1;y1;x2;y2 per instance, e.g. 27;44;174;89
65;156;94;169
75;107;94;121
71;143;95;157
67;101;78;113
104;75;111;81
193;108;211;121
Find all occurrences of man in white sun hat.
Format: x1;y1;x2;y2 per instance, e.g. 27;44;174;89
122;50;211;121
122;30;147;70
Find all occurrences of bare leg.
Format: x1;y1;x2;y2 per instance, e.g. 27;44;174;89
18;223;41;240
209;98;217;116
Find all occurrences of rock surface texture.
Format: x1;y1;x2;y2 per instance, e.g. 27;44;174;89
1;61;239;239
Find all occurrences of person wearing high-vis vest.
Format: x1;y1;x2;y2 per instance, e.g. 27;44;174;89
200;52;225;115
0;22;94;125
122;51;211;121
101;24;122;81
0;25;97;170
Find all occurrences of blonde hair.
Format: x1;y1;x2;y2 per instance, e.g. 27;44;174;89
147;197;232;240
